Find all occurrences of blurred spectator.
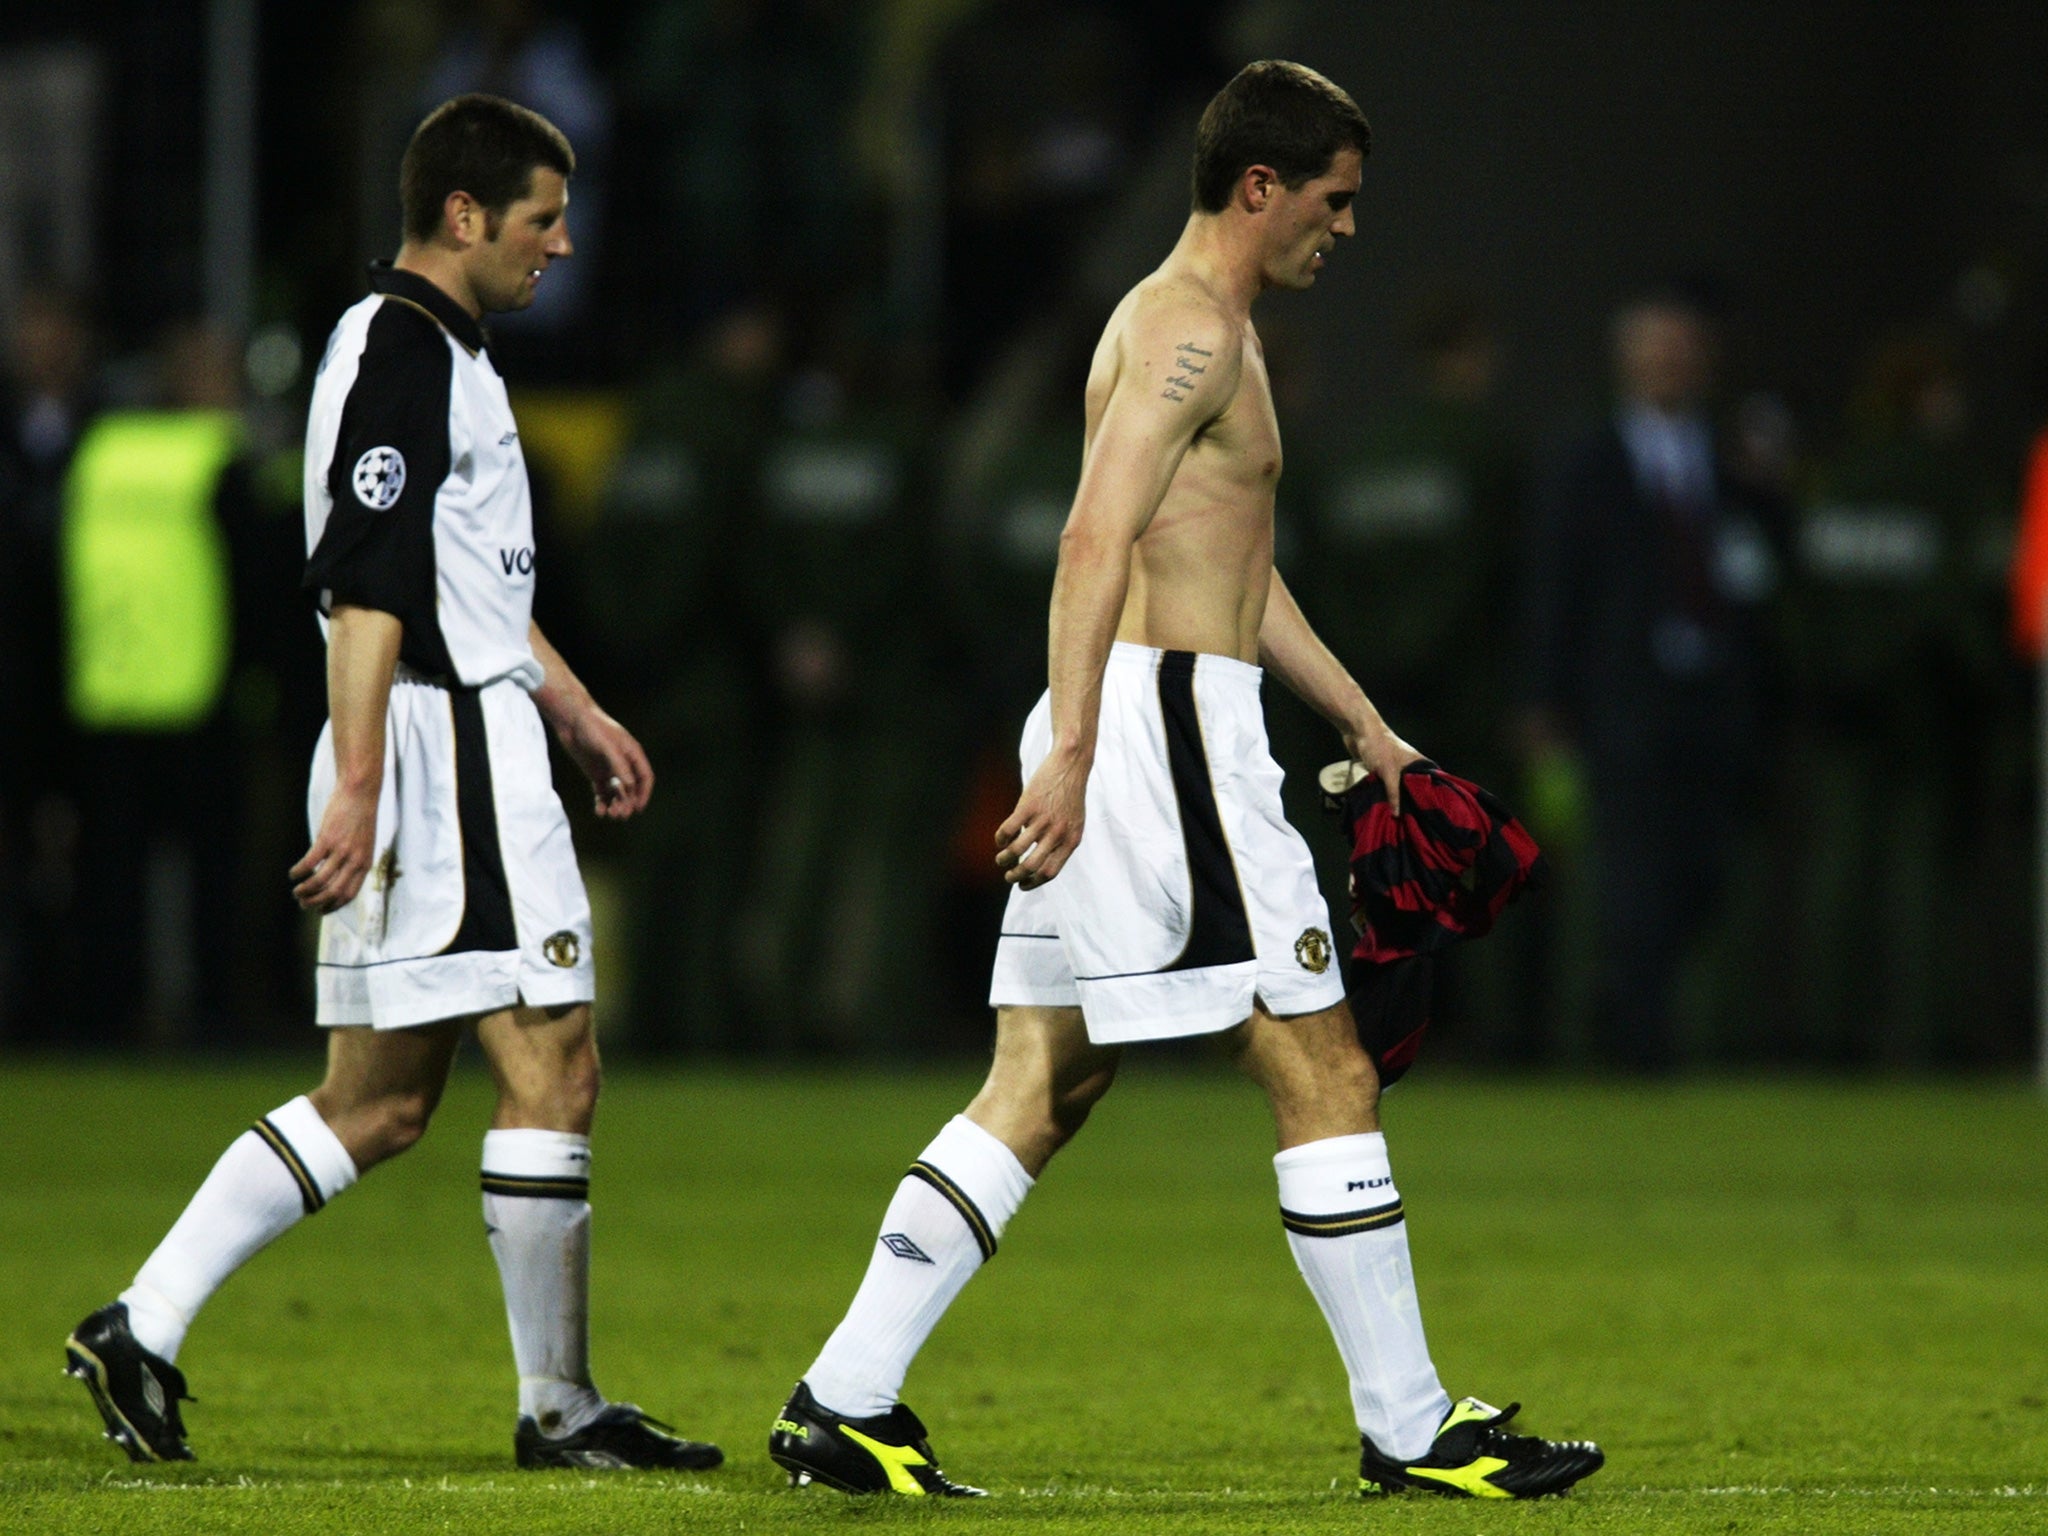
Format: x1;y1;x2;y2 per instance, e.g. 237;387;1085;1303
951;339;1089;731
59;323;252;1046
620;0;871;334
422;0;614;368
1784;330;2007;1064
941;339;1087;1023
580;302;783;1050
222;334;329;1042
935;0;1147;393
1521;289;1787;1072
348;0;455;273
731;298;953;1051
1296;292;1523;786
0;287;97;1043
1291;292;1532;1059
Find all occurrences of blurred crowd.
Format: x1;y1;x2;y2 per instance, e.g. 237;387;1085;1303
1270;287;2034;1074
0;0;2041;1070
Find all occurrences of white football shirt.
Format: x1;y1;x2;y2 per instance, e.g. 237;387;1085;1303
303;262;545;691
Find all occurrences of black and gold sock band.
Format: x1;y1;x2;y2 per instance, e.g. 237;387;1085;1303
1279;1198;1405;1238
480;1172;592;1201
252;1116;326;1216
907;1160;997;1261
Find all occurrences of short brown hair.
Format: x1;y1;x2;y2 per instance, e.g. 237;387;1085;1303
400;94;575;243
1190;61;1370;214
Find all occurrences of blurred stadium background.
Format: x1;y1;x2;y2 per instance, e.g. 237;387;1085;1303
4;0;2048;1074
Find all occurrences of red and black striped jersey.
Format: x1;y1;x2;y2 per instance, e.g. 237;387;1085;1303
1323;758;1547;965
1321;759;1547;1085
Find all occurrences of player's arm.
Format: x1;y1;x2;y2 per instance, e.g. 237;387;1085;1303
291;604;402;911
1258;567;1422;814
529;621;653;820
296;306;452;908
997;303;1242;887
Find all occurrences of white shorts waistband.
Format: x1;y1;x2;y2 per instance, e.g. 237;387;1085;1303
1104;640;1263;692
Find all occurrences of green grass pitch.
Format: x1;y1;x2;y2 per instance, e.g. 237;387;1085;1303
3;1057;2046;1534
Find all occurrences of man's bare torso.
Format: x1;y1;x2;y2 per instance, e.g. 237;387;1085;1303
1084;274;1280;663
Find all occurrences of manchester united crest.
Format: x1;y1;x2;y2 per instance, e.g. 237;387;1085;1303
1295;927;1332;974
542;930;581;968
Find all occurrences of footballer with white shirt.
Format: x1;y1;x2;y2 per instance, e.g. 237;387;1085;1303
64;94;720;1473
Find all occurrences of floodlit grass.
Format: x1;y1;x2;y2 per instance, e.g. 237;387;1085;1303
3;1058;2046;1534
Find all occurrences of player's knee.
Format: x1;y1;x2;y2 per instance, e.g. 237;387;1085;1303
497;1040;600;1131
539;1026;602;1121
1328;1041;1381;1116
1049;1060;1118;1139
1238;1016;1380;1129
367;1086;440;1161
558;1048;601;1124
1282;1045;1380;1138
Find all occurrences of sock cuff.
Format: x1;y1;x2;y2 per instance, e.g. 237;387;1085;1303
1274;1131;1401;1234
1273;1131;1389;1177
254;1096;359;1215
482;1129;591;1200
906;1115;1034;1260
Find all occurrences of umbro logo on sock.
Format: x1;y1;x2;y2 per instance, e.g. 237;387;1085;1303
880;1233;935;1264
1347;1177;1392;1191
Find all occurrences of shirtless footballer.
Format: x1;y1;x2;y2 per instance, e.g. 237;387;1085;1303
767;61;1604;1502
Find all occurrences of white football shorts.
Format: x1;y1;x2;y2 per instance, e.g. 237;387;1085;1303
309;671;595;1028
989;642;1344;1044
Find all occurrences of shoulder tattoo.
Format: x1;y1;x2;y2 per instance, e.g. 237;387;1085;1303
1161;341;1215;403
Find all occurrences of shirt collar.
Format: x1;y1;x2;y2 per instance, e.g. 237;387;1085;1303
367;261;488;355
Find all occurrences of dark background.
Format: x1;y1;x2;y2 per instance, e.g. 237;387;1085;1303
9;3;2043;442
2;0;2043;1068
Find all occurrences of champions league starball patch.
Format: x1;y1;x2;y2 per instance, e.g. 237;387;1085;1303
352;446;407;509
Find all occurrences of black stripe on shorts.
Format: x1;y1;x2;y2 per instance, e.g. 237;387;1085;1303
1157;651;1255;972
441;685;518;956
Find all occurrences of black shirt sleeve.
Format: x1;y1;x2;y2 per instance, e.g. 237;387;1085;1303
303;301;453;643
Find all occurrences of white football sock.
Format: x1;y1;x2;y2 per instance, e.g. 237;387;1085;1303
804;1115;1034;1418
1276;1132;1452;1461
120;1095;358;1362
482;1128;604;1436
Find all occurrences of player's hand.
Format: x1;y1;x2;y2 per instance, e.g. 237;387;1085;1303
1343;720;1424;817
291;782;380;912
557;706;654;820
996;747;1089;889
